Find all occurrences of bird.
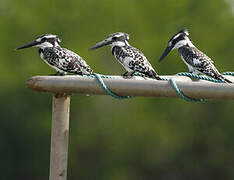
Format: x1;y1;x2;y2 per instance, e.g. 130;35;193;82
89;32;161;80
16;34;93;75
158;28;232;83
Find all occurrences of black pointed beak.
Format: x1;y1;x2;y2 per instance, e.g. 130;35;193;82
158;45;173;62
15;41;40;50
88;39;112;51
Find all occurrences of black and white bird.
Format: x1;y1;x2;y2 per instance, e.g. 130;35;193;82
158;28;232;83
89;32;161;80
16;34;93;75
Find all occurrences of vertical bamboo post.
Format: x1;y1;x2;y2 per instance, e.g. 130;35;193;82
49;93;70;180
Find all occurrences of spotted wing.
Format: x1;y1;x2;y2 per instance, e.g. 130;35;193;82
45;47;93;75
113;46;159;78
61;48;93;74
179;46;221;78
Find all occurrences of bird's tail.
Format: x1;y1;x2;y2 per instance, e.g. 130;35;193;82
220;75;232;83
215;74;233;83
150;70;162;80
205;69;232;83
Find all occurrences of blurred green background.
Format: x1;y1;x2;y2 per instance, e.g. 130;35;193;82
1;0;234;179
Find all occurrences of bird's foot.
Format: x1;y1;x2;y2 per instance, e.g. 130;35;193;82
122;71;134;79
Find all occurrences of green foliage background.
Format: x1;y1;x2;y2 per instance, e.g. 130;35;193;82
1;0;234;179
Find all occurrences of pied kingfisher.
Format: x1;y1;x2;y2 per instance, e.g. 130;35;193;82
89;32;161;80
16;34;93;75
158;28;232;83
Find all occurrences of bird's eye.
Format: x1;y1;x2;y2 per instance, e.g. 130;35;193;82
112;37;117;40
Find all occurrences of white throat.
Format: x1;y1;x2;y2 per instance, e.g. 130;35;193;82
36;41;60;49
111;40;130;48
173;36;195;49
54;41;60;47
36;42;53;49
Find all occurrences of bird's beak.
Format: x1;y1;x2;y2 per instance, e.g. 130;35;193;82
89;39;112;50
158;45;173;62
15;40;40;50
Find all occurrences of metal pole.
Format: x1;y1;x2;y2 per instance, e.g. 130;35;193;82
49;93;70;180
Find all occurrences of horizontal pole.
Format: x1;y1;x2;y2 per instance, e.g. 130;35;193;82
26;75;234;100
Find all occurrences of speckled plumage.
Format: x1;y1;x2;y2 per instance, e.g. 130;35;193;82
39;46;93;75
16;34;93;75
178;46;221;78
112;45;160;79
159;29;232;83
89;32;161;80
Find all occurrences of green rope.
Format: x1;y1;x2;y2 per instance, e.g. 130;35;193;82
160;76;205;102
84;73;133;99
167;72;234;102
168;78;205;102
83;72;151;99
83;71;233;102
176;72;225;83
222;72;234;76
84;72;155;99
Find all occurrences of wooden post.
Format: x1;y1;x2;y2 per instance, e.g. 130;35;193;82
25;74;234;179
49;94;70;180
